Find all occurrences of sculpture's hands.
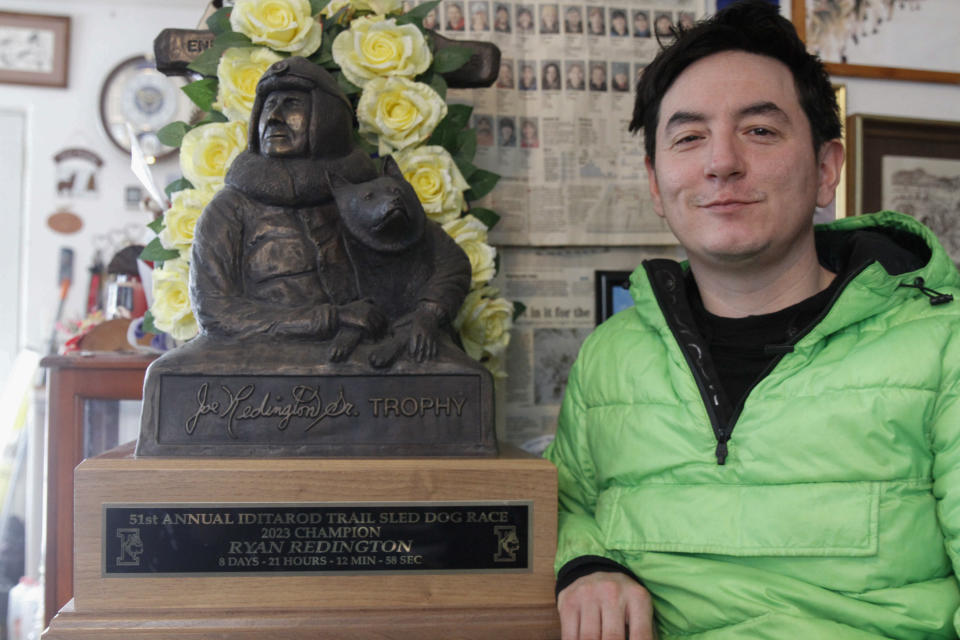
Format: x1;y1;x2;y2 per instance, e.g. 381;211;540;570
408;309;440;362
338;299;387;338
558;572;656;640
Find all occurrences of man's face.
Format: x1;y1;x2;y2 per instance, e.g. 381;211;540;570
568;64;583;86
259;89;311;157
591;65;605;84
634;13;648;32
645;51;843;272
522;65;534;83
566;8;580;26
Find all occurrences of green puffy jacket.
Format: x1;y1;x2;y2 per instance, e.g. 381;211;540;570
545;212;960;638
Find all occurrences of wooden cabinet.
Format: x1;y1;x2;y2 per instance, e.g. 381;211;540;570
40;353;155;626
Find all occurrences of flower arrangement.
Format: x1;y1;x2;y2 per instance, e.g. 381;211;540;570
142;0;520;376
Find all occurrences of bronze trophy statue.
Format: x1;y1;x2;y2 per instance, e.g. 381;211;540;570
137;58;494;457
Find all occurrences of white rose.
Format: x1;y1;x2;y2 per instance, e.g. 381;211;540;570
454;285;513;360
150;258;199;341
159;189;214;256
357;76;446;155
179;121;248;192
332;16;431;87
230;0;323;57
214;47;284;122
442;215;496;288
393;145;468;224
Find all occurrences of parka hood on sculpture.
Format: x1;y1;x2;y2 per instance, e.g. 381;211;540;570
247;56;355;158
223;57;378;207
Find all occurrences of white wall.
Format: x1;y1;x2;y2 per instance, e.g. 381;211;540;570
0;0;957;364
0;0;201;364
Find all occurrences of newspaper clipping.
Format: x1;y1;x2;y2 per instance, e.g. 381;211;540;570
439;0;707;245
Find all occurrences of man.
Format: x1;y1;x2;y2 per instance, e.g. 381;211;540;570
564;6;583;34
588;62;607;91
566;61;585;91
632;10;650;37
545;2;960;639
191;57;383;340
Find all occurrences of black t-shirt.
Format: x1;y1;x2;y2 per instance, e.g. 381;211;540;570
686;272;841;423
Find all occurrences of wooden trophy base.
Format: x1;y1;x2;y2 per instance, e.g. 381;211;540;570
44;443;561;639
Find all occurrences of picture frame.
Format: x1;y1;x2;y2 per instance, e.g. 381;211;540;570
594;270;633;325
847;114;960;263
792;2;960;84
0;11;70;88
847;114;960;216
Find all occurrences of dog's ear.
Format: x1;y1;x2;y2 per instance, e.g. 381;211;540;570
327;170;351;191
382;155;404;180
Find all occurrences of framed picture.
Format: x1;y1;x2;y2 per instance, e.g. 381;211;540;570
594;270;633;325
847;114;960;263
0;11;70;88
792;1;960;84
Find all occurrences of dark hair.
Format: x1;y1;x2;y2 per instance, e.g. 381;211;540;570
629;0;841;163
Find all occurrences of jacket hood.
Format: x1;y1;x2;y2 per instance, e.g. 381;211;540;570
631;211;959;347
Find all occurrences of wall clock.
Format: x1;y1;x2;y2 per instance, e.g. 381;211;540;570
99;55;197;163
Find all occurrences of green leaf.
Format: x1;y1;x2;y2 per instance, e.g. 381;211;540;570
427;119;457;150
182;77;219;112
468;207;501;230
427;72;447;100
214;31;255;49
512;301;527;322
465;169;500;200
164;177;194;199
140;238;180;263
157;121;191;148
142;310;159;335
455;128;477;161
399;0;440;24
206;6;233;34
198;110;229;124
187;46;223;76
432;46;473;74
310;0;329;15
147;216;165;234
454;156;477;180
336;72;361;95
445;103;473;130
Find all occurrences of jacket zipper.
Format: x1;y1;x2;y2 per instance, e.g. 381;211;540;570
644;260;870;465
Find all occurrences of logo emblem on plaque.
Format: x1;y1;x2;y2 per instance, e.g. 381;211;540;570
116;528;144;566
493;525;520;562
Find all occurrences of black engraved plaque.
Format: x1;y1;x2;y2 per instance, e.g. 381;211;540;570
104;503;530;575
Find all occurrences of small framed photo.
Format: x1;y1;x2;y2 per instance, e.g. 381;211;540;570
595;270;633;325
847;114;960;264
0;11;70;88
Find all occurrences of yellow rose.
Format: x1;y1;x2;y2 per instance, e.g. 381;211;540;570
454;286;513;360
214;47;283;122
352;0;403;14
179;121;247;191
442;215;496;288
357;77;446;155
159;189;214;256
151;258;199;341
393;145;468;224
332;16;431;87
230;0;323;57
